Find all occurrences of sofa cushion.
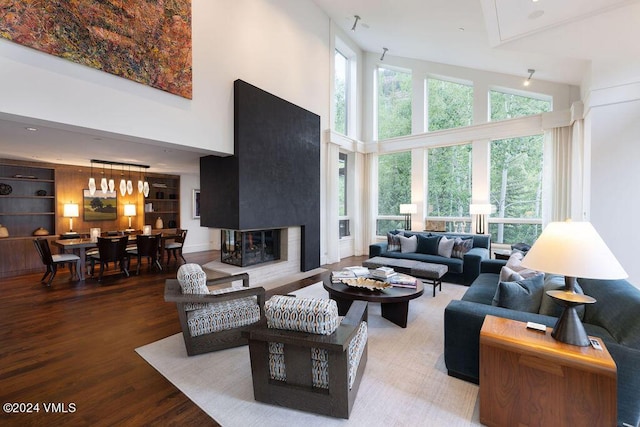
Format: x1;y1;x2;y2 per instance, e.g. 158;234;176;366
499;266;524;283
265;295;339;335
387;231;403;252
505;251;539;277
452;237;473;259
538;274;585;320
177;263;211;311
438;236;455;258
491;274;545;313
416;234;441;255
186;296;261;337
398;234;418;253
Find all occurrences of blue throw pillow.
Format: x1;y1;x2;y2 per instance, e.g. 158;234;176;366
416;234;441;255
491;274;545;313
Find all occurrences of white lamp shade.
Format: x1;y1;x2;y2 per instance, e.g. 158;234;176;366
521;221;627;280
63;203;79;218
119;179;127;196
469;203;493;215
123;204;137;217
100;177;108;193
138;180;144;193
88;177;96;195
399;204;417;214
143;181;150;197
108;178;115;193
126;180;133;195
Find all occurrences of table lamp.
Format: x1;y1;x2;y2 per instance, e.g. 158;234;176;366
521;220;627;346
63;203;79;234
399;204;417;231
124;203;137;232
469;203;492;234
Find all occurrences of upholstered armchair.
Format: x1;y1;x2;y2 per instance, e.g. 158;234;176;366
244;295;368;419
164;263;265;356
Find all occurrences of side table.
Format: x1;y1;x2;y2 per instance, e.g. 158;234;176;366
479;315;617;427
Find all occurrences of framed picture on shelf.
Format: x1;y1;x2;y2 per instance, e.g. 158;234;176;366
192;189;200;219
83;189;117;221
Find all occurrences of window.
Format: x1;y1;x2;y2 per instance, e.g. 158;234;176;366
377;67;412;140
489;135;544;245
377;152;411;234
338;152;350;238
490;90;551;121
426;144;472;232
334;50;348;135
427;78;473;131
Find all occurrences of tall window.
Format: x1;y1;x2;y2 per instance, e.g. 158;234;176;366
427;144;472;232
377;67;412;140
490;90;551;121
489;135;544;245
334;50;348;135
338;152;350;238
427;78;473;131
377;152;411;234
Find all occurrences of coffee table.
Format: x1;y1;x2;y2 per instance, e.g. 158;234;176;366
323;276;424;328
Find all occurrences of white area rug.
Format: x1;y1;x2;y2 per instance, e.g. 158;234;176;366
136;282;481;426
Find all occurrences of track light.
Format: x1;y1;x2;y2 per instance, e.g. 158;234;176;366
380;47;388;61
524;69;535;86
351;15;360;31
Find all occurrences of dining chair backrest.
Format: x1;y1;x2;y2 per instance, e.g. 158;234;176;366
136;233;161;257
176;229;188;244
33;238;54;265
97;236;129;263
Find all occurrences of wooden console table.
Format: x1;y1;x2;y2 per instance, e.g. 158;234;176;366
479;315;617;427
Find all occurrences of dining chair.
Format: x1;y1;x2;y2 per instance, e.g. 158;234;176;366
33;238;81;286
89;236;130;282
128;233;162;275
165;229;188;265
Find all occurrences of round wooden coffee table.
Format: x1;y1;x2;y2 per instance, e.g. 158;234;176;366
323;276;424;328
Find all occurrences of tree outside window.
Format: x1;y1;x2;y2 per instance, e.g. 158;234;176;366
377;152;411;234
334;50;348;135
428;78;473;131
427;144;472;218
377;67;412;140
490;90;551;121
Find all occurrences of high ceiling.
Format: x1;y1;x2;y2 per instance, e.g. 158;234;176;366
1;0;638;173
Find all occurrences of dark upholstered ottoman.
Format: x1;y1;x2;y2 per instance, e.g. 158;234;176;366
363;256;448;297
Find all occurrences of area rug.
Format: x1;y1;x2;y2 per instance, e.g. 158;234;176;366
136;282;481;426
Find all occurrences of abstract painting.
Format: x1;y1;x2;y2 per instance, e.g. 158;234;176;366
0;0;192;99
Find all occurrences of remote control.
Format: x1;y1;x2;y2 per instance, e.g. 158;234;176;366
526;321;546;332
590;338;603;351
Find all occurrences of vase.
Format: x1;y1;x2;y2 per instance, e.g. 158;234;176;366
0;224;8;238
155;217;164;229
33;227;50;236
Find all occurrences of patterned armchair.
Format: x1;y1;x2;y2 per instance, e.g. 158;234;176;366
164;263;265;356
244;295;368;418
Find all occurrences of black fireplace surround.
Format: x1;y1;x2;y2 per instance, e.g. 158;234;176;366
221;229;281;267
199;80;320;272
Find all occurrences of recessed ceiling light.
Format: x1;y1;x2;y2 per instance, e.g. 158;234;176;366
25;127;37;131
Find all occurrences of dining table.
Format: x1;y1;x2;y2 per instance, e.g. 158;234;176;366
54;232;179;281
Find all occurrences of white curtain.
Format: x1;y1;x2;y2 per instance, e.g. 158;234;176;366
364;152;378;248
543;120;584;226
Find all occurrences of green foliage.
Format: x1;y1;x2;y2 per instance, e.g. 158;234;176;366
378;152;411;215
338;153;347;216
428;79;473;131
378;67;412;140
490;90;551;120
334;51;347;134
427;145;472;216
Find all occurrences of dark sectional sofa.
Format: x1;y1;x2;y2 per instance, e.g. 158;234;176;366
369;231;490;285
444;260;640;427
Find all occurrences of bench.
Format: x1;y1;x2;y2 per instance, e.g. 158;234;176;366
363;256;448;297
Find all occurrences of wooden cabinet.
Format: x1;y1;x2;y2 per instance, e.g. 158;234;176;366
143;173;180;230
479;315;617;427
0;162;56;237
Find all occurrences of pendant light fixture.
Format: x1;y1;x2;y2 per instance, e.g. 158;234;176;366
88;161;96;195
100;163;108;193
126;165;133;195
137;166;144;194
108;164;115;193
119;165;127;197
143;178;150;198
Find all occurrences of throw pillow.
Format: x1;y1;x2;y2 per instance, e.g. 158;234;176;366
416;234;441;255
499;266;524;283
386;231;404;252
438;236;455;258
177;263;209;295
398;234;418;253
538;274;586;320
491;274;545;313
452;237;474;259
505;251;539;278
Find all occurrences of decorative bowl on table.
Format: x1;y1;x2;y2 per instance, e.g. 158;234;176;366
341;277;391;291
0;183;12;195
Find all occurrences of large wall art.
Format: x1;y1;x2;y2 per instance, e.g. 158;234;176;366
0;1;192;99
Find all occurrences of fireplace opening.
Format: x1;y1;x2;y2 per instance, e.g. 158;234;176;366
221;229;281;267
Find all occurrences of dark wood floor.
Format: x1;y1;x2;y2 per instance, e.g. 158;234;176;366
0;250;367;426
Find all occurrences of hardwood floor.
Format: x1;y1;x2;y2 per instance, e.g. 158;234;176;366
0;250;367;426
